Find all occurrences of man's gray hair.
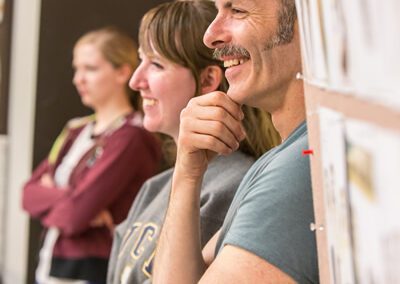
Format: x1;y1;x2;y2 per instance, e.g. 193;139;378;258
267;0;297;49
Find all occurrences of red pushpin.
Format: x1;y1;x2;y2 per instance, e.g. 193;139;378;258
302;149;314;156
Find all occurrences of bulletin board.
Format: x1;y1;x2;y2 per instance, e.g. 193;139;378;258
296;0;400;282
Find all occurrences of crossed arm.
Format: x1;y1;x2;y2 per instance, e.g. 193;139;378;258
22;127;154;236
152;92;296;283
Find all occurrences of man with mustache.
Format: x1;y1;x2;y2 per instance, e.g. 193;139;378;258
152;0;319;283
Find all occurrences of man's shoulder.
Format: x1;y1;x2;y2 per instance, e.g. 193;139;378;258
260;123;308;165
245;129;310;193
272;129;309;167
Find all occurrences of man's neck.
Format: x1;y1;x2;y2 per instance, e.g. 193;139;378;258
272;105;305;141
270;82;306;141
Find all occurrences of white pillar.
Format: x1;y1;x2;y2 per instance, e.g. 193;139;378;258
2;0;41;283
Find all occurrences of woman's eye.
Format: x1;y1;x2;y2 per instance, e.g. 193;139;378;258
151;61;164;69
85;65;98;71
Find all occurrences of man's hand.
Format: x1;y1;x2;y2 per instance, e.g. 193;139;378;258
176;91;246;181
153;92;246;284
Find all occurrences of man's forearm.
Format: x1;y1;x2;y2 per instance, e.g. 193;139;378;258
152;92;244;283
153;168;207;284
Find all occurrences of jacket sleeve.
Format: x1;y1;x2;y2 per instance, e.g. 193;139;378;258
22;159;69;218
107;218;129;284
42;126;160;237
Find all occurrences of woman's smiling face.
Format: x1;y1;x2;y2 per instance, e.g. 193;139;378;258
129;49;196;140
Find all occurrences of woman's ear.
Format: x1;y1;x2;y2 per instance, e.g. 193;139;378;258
200;65;223;94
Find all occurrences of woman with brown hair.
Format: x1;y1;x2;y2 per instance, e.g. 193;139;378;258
107;1;281;283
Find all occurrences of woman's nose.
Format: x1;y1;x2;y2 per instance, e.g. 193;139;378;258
129;63;148;91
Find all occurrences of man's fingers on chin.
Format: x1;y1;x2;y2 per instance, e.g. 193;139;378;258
192;135;235;155
193;92;242;120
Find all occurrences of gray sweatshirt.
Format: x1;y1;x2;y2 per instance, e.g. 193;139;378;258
107;151;254;284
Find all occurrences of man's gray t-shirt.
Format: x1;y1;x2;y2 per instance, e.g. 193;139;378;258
216;122;319;283
107;151;254;284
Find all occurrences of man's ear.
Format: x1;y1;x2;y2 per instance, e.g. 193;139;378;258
200;65;223;94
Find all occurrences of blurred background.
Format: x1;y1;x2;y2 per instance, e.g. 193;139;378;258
0;0;168;283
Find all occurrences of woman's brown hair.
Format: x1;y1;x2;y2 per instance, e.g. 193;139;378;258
139;0;281;165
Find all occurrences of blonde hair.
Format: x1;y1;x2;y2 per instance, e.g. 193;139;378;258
74;26;141;109
241;107;281;158
139;0;281;164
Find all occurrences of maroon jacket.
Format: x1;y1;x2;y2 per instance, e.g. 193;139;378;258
22;113;161;282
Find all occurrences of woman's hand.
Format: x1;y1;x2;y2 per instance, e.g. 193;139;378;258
40;173;55;187
90;210;115;233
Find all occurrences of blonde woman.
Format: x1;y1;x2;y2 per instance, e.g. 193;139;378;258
23;27;161;284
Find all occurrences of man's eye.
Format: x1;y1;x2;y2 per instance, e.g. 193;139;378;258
231;8;244;14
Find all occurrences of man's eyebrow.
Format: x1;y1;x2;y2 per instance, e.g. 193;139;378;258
216;0;233;9
223;1;233;8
